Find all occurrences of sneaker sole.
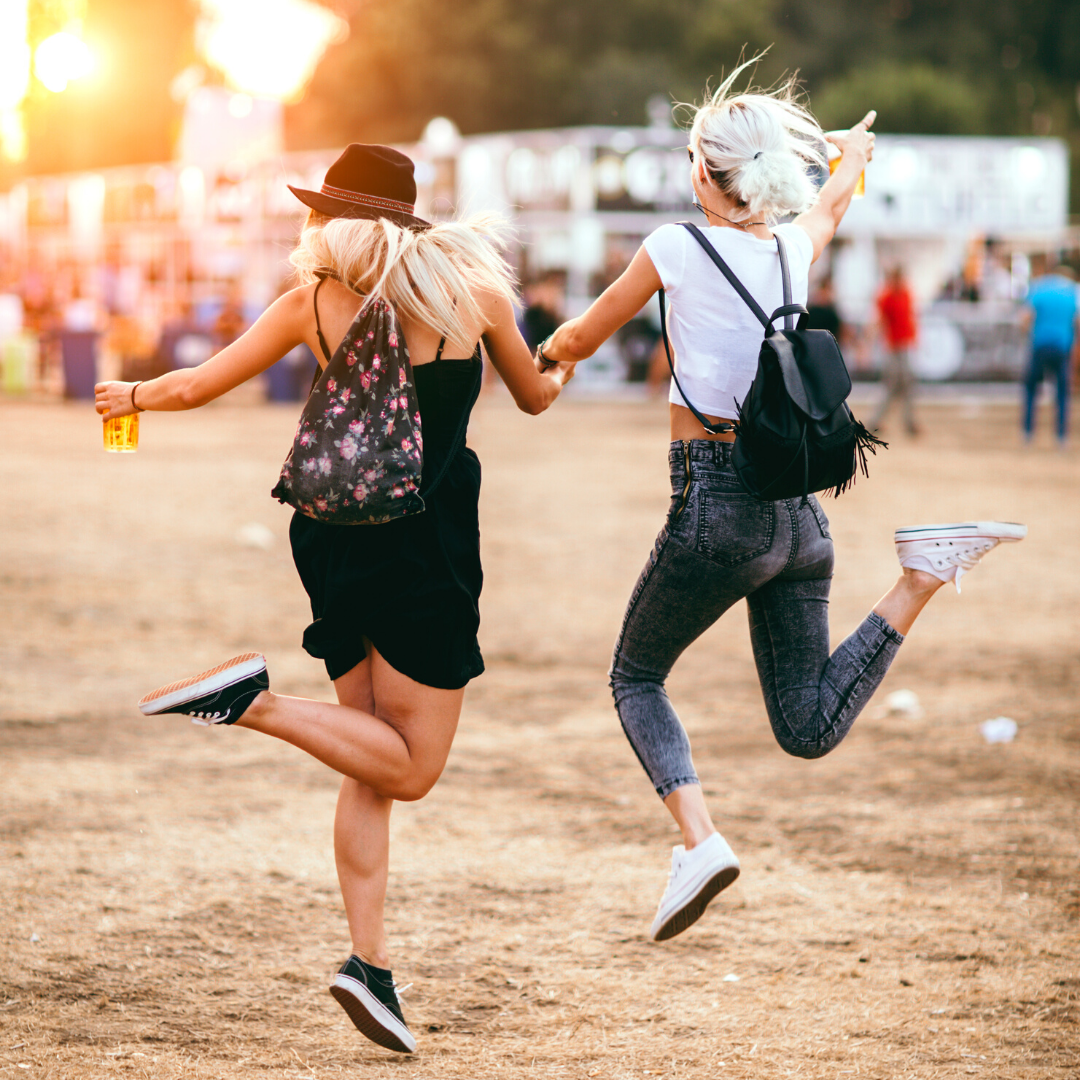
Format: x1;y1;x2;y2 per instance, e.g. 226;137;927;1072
894;521;1027;544
651;864;741;942
330;976;416;1053
138;653;266;715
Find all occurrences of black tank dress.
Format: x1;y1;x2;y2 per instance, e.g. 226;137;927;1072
289;348;485;689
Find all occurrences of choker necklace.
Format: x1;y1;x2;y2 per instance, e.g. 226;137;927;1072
695;201;765;230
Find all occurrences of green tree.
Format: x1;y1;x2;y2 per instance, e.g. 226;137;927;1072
812;63;988;135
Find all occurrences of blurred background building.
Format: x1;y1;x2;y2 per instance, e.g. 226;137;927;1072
0;0;1077;397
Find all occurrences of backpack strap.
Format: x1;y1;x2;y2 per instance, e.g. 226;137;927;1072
775;230;794;330
680;222;807;333
312;276;333;363
680;222;772;329
658;288;735;435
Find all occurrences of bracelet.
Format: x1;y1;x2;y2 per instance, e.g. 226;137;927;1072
130;381;144;412
537;337;557;369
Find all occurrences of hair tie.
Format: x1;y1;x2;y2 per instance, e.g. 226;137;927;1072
753;151;762;160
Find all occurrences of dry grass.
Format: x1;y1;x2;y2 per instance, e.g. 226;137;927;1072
0;391;1078;1078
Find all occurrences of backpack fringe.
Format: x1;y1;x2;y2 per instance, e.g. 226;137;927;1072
826;421;889;497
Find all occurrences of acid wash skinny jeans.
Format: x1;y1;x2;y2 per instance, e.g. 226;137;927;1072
610;440;905;799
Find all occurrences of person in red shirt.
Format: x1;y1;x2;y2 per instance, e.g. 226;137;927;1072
870;266;920;435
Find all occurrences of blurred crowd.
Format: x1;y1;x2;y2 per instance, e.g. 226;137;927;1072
1;237;1077;444
0;253;317;400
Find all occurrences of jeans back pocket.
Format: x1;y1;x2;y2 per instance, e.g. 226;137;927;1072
698;489;776;566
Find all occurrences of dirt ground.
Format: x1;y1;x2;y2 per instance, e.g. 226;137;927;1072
1;389;1078;1079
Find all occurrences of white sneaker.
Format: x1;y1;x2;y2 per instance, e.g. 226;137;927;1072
649;832;740;942
894;521;1027;593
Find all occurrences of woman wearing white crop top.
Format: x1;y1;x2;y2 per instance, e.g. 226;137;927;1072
540;59;1026;942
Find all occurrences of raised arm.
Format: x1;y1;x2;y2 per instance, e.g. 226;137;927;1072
794;110;877;264
540;245;662;365
95;288;310;419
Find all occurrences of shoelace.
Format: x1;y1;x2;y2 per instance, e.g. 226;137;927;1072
186;709;229;727
939;540;996;570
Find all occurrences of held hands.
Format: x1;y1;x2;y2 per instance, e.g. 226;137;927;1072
534;336;578;384
825;109;877;167
533;349;577;385
95;380;140;420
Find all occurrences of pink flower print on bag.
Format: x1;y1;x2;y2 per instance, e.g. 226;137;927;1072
271;298;424;524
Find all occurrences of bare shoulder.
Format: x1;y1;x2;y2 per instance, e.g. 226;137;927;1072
475;284;518;332
267;282;316;324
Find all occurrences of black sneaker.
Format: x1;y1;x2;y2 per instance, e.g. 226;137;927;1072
330;955;416;1053
137;653;268;726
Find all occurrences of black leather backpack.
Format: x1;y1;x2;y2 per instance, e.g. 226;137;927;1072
659;221;885;502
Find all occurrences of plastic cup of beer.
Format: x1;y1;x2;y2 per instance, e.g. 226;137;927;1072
826;139;865;198
103;413;139;453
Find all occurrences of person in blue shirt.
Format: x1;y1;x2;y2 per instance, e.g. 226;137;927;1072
1022;265;1079;445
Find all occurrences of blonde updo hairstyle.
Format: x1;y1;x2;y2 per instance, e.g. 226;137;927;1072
290;211;518;347
689;55;827;224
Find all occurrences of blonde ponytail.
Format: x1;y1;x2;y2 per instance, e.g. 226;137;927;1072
688;54;827;222
289;211;518;346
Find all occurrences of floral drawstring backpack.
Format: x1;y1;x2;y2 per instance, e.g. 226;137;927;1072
271;298;425;524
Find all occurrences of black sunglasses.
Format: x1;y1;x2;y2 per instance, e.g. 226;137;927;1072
687;148;694;163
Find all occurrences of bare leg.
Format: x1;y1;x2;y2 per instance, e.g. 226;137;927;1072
336;777;393;966
663;784;716;851
235;641;464;802
872;567;944;636
323;655;394;967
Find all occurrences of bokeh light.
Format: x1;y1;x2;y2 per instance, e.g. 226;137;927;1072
34;30;96;94
196;0;348;103
0;1;31;109
0;0;30;161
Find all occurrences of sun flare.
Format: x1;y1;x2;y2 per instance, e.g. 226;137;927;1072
34;30;95;94
196;0;348;103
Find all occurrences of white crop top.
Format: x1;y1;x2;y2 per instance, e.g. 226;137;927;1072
643;221;814;420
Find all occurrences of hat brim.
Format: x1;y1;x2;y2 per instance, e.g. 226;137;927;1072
288;185;431;230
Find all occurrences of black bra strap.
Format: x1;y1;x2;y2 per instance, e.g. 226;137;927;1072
313;277;333;364
435;336;446;361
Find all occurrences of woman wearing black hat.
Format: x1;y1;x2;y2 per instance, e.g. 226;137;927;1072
95;144;576;1053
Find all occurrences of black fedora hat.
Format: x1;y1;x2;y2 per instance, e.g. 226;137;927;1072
289;143;431;230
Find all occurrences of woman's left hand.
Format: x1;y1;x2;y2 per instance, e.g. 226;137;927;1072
95;380;140;420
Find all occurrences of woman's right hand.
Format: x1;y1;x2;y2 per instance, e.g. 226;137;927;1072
795;110;877;262
95;380;141;420
825;110;877;167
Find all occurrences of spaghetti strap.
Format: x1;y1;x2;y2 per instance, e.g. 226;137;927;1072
313;277;333;364
434;336;446;362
